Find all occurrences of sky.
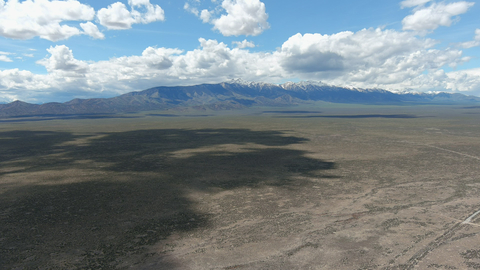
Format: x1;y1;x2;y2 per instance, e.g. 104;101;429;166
0;0;480;103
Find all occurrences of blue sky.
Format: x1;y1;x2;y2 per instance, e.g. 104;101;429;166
1;0;480;103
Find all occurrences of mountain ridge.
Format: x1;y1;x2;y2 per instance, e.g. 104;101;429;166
1;81;480;117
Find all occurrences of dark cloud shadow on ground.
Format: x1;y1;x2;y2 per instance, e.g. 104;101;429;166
146;114;213;117
262;111;323;114
0;128;336;269
273;114;419;119
0;131;80;164
0;114;140;123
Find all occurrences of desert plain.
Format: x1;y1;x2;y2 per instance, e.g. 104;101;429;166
1;103;480;269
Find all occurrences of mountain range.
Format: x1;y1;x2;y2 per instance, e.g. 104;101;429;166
1;80;480;117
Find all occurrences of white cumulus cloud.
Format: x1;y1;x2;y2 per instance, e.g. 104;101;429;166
0;0;95;41
213;0;269;36
97;2;135;30
0;55;13;62
276;28;471;91
200;9;213;23
0;51;13;62
445;68;480;93
37;45;89;75
186;0;269;36
80;22;105;39
97;0;165;30
232;39;255;48
402;1;475;35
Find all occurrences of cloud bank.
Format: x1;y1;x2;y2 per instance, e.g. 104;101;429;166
0;0;479;103
1;25;479;103
0;0;96;41
0;0;165;41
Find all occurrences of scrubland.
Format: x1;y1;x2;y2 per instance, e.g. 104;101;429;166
1;104;480;269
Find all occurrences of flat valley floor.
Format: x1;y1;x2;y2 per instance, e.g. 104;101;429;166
1;104;480;269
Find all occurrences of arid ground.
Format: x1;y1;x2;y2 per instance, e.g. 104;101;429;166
1;104;480;269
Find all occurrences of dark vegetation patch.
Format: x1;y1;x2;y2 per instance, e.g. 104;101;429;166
0;114;139;123
146;113;180;117
461;249;480;269
146;114;212;117
0;130;79;164
262;110;323;114
273;114;418;119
